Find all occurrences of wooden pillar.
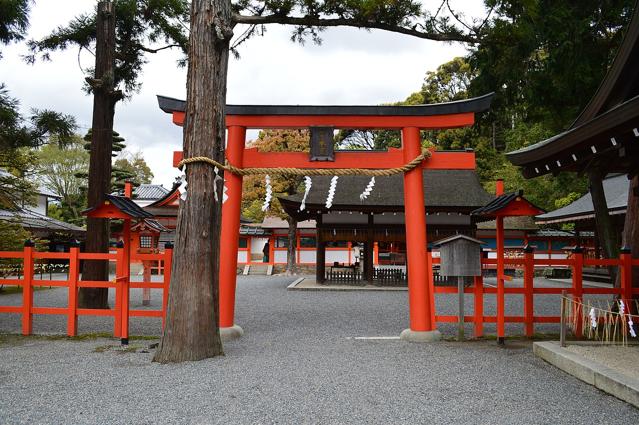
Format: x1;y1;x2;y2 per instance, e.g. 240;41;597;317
589;168;620;283
572;246;584;338
219;126;246;329
496;215;506;343
621;174;639;289
523;245;535;337
401;127;436;335
120;219;131;344
365;214;374;282
316;242;326;283
21;241;34;335
495;180;506;344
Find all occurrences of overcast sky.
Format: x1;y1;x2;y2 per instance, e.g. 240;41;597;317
1;1;486;188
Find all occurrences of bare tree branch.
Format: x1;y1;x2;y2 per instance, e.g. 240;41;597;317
232;13;478;43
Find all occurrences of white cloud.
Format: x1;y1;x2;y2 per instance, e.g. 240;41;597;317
1;1;484;189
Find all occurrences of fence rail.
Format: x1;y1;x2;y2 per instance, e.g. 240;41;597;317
0;242;173;342
430;248;637;338
0;244;636;340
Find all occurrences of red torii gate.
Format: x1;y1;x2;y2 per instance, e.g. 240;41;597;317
158;93;494;341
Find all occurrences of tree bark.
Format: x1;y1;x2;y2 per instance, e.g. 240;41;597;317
588;168;620;285
285;216;298;275
79;1;116;309
153;0;232;363
621;174;639;288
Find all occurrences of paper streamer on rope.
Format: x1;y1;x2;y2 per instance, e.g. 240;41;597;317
299;176;312;211
619;300;626;316
178;173;188;201
589;307;597;329
359;177;376;201
326;176;338;209
213;167;225;203
629;317;637;338
262;174;272;211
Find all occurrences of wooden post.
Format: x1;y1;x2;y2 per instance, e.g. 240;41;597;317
365;215;374;283
426;247;436;328
113;242;123;338
120;220;132;344
219;125;246;329
316;240;326;283
620;247;632;307
523;244;535;337
401;126;436;335
496;215;505;344
560;290;567;347
21;241;34;335
457;276;465;341
474;274;484;337
162;243;173;329
572;246;584;338
67;242;80;336
142;261;152;306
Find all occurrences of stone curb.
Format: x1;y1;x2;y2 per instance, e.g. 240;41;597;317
534;341;639;408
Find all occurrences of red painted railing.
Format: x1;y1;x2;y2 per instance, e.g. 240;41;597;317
430;248;638;338
0;243;173;340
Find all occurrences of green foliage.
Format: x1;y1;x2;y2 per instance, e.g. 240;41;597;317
25;0;189;97
37;138;89;226
0;0;30;57
114;152;154;185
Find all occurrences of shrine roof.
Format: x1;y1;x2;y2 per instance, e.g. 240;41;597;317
472;191;545;218
157;93;494;117
84;195;154;219
280;169;493;218
535;174;629;224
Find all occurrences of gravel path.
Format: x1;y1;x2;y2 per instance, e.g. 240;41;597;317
0;276;637;424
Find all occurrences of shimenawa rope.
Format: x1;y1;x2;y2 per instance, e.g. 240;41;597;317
177;149;431;177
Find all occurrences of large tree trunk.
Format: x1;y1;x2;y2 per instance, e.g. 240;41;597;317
153;0;232;363
588;168;620;285
622;173;639;288
79;1;116;309
286;216;298;275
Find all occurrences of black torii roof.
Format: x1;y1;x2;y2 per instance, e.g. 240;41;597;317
506;1;639;178
157;93;495;117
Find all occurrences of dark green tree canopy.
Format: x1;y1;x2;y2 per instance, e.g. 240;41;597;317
0;0;30;57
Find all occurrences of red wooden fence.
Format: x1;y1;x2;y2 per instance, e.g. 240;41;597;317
0;244;636;340
430;247;639;338
0;242;173;342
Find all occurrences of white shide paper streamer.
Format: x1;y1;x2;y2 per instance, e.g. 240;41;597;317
299;176;312;211
325;176;338;209
262;174;272;211
359;177;376;201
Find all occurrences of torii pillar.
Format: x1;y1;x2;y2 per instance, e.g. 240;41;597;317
399;127;441;342
218;125;246;340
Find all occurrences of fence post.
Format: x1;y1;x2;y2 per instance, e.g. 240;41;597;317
162;242;173;330
118;240;130;345
21;240;34;335
426;247;436;328
560;289;567;347
523;244;535;337
572;246;584;338
474;250;487;338
113;242;123;339
67;242;80;336
620;247;632;309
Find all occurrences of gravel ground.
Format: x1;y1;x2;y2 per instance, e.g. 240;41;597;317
566;344;639;380
0;275;638;424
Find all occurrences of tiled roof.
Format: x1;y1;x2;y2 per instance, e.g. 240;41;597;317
134;184;169;200
0;208;85;234
282;170;493;211
535;174;629;224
